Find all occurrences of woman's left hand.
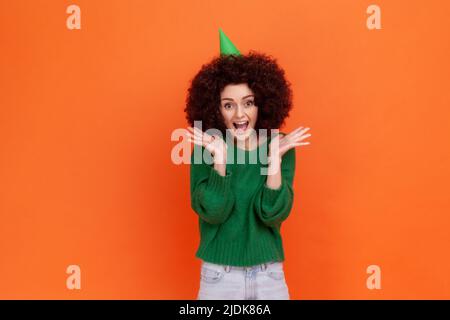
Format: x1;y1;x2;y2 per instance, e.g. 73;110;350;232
268;127;312;164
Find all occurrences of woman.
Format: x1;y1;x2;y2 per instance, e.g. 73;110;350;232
184;31;312;300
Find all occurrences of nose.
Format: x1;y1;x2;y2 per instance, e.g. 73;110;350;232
235;105;245;118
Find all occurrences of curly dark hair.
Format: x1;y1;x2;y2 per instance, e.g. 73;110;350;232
184;51;293;137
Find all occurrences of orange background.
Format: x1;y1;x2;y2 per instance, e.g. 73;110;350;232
1;0;449;299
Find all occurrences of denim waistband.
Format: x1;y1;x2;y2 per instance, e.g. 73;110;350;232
202;260;280;273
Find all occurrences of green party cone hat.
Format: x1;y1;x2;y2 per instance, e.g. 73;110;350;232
219;28;241;56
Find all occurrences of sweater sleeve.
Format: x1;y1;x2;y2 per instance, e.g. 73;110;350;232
253;147;296;228
189;145;235;225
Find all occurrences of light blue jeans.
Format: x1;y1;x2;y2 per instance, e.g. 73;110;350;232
197;260;290;300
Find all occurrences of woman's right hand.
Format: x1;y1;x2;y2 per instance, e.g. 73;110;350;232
187;126;228;164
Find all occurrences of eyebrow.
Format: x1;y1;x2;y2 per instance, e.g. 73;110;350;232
221;94;254;101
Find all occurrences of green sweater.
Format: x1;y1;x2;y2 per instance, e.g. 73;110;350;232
190;134;296;267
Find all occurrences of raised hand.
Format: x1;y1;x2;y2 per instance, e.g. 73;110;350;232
186;126;228;164
269;127;312;163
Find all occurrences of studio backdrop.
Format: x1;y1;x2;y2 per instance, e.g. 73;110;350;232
1;0;449;299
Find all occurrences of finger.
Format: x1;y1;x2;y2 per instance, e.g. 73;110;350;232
192;128;212;143
290;130;312;141
294;133;312;142
191;126;204;138
187;131;202;142
188;137;202;146
192;127;215;143
291;127;310;138
189;131;202;143
192;126;207;139
299;127;311;135
188;137;209;148
288;126;307;136
187;126;201;135
292;142;310;146
282;128;301;139
188;136;201;144
282;127;306;140
282;141;309;151
293;126;305;134
193;126;210;138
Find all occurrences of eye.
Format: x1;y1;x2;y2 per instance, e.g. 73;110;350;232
223;103;233;109
245;100;254;107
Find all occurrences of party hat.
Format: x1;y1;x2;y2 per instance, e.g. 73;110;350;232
219;28;241;56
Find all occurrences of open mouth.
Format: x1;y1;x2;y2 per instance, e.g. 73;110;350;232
233;121;249;133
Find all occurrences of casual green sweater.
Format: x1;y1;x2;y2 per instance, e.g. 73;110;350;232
190;134;296;267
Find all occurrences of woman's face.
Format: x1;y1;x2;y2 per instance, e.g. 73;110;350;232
219;83;258;141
